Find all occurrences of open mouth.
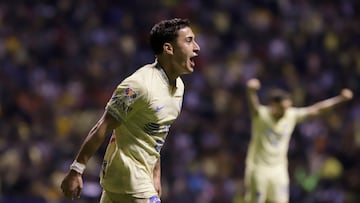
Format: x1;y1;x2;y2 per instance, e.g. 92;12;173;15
190;55;197;67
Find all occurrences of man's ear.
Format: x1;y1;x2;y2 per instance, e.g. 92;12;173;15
163;43;173;54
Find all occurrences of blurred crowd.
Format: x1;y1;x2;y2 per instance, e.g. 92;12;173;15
0;0;360;202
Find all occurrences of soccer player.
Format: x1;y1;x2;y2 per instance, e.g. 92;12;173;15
244;78;353;203
60;18;200;203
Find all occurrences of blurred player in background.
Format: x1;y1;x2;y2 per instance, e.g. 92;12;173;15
244;78;353;203
60;18;200;203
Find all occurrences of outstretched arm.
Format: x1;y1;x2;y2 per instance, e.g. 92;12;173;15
246;78;261;116
302;89;353;118
61;111;120;200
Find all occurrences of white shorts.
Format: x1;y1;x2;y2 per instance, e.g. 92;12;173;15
100;190;161;203
244;164;289;203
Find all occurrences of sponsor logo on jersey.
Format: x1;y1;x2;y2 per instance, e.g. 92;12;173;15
110;87;138;114
124;87;137;100
111;95;133;114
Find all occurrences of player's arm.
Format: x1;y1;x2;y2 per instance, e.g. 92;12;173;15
301;88;353;118
61;111;121;200
246;78;261;116
153;158;162;197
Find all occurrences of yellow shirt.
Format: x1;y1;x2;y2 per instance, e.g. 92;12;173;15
100;61;184;198
246;106;307;168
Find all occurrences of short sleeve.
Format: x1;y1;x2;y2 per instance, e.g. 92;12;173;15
106;78;146;122
293;107;308;123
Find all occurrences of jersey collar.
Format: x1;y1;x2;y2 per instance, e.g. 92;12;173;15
154;59;178;88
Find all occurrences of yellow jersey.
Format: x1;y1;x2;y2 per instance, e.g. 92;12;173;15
100;61;184;198
246;106;307;168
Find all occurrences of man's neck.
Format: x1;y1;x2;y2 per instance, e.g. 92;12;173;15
157;59;178;88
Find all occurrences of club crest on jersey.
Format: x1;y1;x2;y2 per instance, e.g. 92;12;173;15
124;88;137;101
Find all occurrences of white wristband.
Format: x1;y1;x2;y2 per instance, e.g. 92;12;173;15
70;161;86;174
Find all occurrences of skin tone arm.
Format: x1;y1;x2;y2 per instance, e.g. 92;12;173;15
153;158;162;197
246;78;262;116
302;88;353;118
246;78;353;118
61;111;120;200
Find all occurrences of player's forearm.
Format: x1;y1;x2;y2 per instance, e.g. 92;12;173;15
74;113;116;165
311;95;348;115
246;88;260;114
75;123;109;165
246;79;261;115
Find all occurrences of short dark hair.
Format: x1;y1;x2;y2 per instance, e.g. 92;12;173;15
149;18;191;55
266;88;291;103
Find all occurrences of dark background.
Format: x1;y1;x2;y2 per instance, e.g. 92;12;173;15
0;0;359;202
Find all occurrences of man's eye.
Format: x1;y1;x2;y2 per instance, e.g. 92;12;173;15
186;37;194;42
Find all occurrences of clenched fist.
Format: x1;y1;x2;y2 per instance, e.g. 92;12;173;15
340;88;353;100
247;78;261;91
61;170;83;200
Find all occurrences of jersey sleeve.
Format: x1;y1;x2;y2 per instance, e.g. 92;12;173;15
293;107;309;123
255;105;267;118
106;77;147;122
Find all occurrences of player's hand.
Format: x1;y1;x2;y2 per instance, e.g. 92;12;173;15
61;170;83;200
340;88;353;100
247;78;261;91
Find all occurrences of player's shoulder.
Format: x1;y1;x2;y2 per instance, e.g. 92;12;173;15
130;63;156;79
287;107;302;113
258;105;268;114
285;107;305;118
122;63;156;87
252;105;268;119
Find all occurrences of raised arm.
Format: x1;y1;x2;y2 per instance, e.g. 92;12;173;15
61;111;120;200
246;78;262;116
302;88;353;118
